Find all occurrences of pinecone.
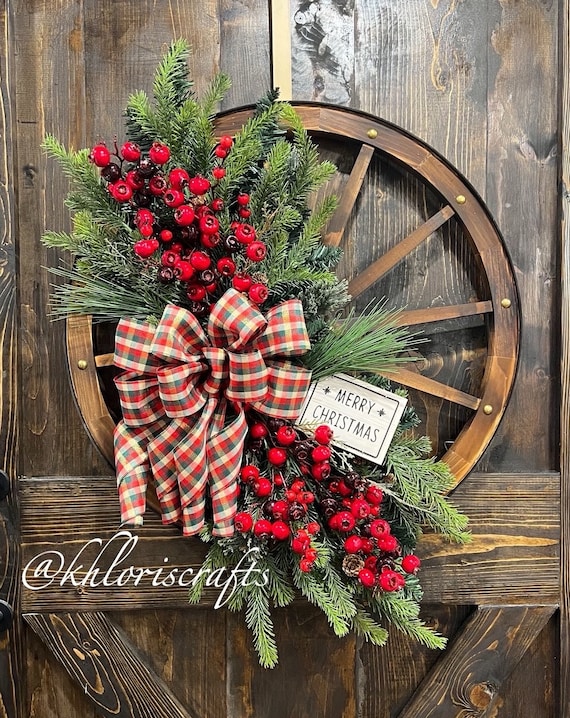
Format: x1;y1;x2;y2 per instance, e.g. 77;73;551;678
342;554;365;577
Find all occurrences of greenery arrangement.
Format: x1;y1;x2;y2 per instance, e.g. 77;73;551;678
42;39;469;668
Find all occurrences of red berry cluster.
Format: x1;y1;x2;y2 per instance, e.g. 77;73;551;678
89;138;269;313
235;418;421;591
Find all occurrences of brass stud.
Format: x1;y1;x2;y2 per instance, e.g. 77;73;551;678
482;404;493;415
77;359;88;370
455;194;466;204
367;129;378;139
501;298;512;309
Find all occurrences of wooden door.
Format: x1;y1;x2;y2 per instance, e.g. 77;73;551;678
0;1;564;716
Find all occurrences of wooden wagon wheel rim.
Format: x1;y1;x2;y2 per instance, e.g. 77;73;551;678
66;102;520;489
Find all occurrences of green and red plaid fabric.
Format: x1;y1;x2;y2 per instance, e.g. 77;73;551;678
113;288;312;537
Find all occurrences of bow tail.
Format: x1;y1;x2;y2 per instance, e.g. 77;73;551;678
176;399;216;536
147;418;196;525
114;420;164;527
207;400;248;538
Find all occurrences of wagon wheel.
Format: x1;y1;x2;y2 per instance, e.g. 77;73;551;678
66;102;519;492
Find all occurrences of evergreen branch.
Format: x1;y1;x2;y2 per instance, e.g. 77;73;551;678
351;608;389;646
372;593;447;650
293;566;351;637
303;304;417;380
245;584;279;668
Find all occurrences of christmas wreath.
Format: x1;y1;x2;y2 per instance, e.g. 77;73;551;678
43;40;469;668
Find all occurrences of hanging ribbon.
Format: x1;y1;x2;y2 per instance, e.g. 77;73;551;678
113;288;312;537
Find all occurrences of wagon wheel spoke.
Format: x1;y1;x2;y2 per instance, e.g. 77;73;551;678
324;143;375;247
347;205;455;299
394;301;493;327
386;367;481;411
95;352;114;368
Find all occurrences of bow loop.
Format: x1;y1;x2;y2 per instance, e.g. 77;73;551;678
208;288;267;350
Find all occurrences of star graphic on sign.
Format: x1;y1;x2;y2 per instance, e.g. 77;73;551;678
377;408;386;417
323;386;331;395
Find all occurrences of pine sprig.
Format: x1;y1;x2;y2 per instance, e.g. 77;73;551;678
245;584;279;669
351;608;389;646
303;304;417;381
371;593;447;650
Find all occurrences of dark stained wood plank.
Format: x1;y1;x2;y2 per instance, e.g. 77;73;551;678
110;609;227;718
359;605;472;718
560;1;570;714
227;606;357;718
386;366;480;410
19;473;559;611
397;605;555;717
14;0;110;479
23;612;195;718
481;1;559;473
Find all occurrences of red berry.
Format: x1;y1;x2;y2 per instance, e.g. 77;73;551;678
240;464;260;483
175;260;195;282
169;168;190;190
90;143;111;167
234;511;253;533
364;556;378;571
212;167;226;180
188;175;211;195
238;208;251;219
234;223;256;244
201;232;221;249
304;548;318;562
314;425;333;445
344;535;364;553
299;558;314;573
174;205;196;226
109;180;133;202
360;538;374;554
189;251;211;271
366;485;384;506
358;568;376;588
291;534;310;554
311;461;331;481
232;273;252;292
271;500;289;520
237;193;250;206
307;521;320;535
276;425;297;446
217;257;236;277
210;197;224;211
329;511;355;533
246;241;267;262
311;445;331;462
248;283;268;304
219;135;233;149
377;534;399;553
159;229;174;243
271;521;291;541
267;447;287;466
125;170;145;190
149;175;167;196
214;146;227;158
149;141;170;165
369;519;391;539
133;239;159;258
350;498;371;519
254;477;273;497
249;422;268;440
120;141;141;162
164;189;185;207
378;568;405;592
401;554;421;574
300;491;314;504
185;282;206;301
161;249;179;267
253;519;273;538
199;214;220;235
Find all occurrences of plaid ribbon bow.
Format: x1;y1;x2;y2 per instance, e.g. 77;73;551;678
113;288;312;537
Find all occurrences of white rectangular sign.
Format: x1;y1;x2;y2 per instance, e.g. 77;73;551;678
297;373;407;465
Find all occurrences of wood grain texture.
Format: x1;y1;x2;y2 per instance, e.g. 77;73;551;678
23;612;195;718
398;605;555;717
560;2;570;715
19;473;559;611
